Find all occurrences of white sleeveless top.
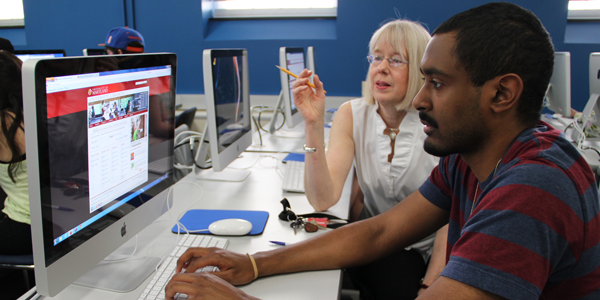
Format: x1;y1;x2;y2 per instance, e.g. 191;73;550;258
351;98;438;259
1;160;29;224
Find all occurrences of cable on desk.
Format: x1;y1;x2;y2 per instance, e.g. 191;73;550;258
156;181;207;273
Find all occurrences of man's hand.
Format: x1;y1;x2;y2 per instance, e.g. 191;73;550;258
165;272;259;300
176;247;256;286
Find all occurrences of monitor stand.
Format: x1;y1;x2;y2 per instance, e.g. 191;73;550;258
267;91;305;139
192;127;252;182
74;254;160;292
572;93;600;143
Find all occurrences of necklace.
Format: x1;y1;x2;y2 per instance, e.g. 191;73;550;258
470;158;502;217
383;128;399;140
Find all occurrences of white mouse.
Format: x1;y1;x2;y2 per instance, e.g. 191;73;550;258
208;218;252;236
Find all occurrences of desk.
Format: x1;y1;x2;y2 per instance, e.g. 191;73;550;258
20;151;352;300
247;122;307;153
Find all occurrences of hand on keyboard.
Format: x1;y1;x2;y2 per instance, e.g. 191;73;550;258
176;247;257;286
165;272;259;300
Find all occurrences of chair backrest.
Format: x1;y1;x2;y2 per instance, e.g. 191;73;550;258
175;107;197;130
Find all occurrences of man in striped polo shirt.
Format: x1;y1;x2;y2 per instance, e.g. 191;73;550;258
165;3;600;299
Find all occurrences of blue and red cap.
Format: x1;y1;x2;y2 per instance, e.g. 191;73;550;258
99;27;144;53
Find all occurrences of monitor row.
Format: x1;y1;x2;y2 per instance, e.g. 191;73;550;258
20;47;314;297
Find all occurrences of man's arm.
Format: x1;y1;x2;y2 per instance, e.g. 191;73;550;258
419;276;506;300
252;190;449;277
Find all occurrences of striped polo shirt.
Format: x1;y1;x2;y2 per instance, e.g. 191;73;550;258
419;121;600;299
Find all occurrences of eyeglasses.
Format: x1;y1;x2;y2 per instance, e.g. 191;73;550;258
367;54;408;68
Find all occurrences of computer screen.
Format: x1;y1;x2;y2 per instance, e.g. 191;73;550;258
545;52;571;117
193;49;251;181
278;47;305;129
14;49;66;62
83;48;106;56
591;52;600;96
22;53;177;296
571;52;600;143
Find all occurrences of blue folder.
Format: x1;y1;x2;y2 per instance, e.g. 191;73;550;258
171;209;269;236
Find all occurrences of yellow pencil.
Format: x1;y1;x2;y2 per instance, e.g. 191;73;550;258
276;65;316;89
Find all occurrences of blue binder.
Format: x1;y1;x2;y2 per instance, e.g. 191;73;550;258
171;209;269;236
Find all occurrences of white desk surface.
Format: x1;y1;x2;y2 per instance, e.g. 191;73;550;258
247;122;307;153
21;151;352;300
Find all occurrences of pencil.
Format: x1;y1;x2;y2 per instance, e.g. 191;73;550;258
276;65;316;89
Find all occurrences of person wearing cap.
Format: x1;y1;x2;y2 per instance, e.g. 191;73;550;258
100;27;145;54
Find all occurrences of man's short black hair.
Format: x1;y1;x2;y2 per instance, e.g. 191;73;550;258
432;2;554;127
0;37;14;53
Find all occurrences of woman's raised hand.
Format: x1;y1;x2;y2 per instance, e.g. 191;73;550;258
292;69;326;126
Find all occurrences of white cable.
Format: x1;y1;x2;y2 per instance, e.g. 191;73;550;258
154;181;206;272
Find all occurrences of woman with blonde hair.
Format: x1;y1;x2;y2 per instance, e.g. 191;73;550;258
293;19;446;299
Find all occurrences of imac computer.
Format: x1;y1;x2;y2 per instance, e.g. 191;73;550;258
268;47;315;136
193;49;252;182
572;52;600;143
14;49;66;62
83;48;106;56
22;53;177;296
545;52;571;117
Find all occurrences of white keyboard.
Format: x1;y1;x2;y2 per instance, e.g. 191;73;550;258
282;160;305;193
148;157;172;174
138;235;229;300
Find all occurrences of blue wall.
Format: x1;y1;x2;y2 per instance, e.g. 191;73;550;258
1;0;597;111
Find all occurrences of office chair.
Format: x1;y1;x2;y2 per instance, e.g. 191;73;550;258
175;107;197;130
0;254;35;290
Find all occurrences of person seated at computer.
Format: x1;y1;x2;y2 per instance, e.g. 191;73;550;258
100;26;145;55
294;20;443;299
0;37;14;54
164;3;600;300
0;51;32;255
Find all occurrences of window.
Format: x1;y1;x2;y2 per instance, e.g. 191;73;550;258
211;0;337;19
0;0;24;27
568;0;600;20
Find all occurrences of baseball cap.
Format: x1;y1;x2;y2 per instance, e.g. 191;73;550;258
99;27;144;53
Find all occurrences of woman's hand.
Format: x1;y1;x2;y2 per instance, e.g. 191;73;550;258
176;247;256;286
165;272;259;300
292;69;326;126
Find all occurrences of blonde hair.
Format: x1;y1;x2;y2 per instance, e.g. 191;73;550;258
363;19;431;111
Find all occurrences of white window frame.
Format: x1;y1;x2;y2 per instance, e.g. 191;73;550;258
0;0;24;27
211;0;337;19
568;0;600;20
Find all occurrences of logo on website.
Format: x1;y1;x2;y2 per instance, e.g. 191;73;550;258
89;86;109;96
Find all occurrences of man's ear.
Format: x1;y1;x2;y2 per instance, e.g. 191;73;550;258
489;74;523;114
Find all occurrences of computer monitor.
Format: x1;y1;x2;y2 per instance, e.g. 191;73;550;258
14;49;66;62
268;47;307;135
591;53;600;96
22;53;177;296
193;49;252;182
307;46;316;83
545;52;571;117
572;52;600;143
83;48;106;56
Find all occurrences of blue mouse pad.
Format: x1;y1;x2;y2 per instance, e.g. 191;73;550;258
171;209;269;236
